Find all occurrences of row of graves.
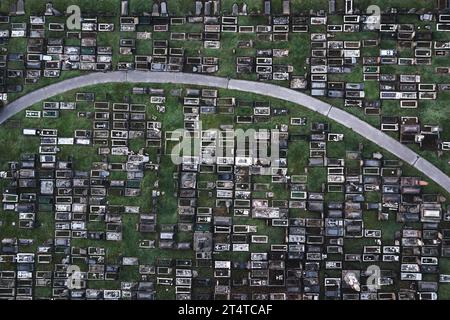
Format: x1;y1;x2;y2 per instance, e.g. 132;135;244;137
0;1;389;96
0;84;450;299
307;137;449;300
309;36;362;99
236;47;293;82
172;87;295;299
307;14;435;100
305;8;450;153
0;0;439;89
0;15;113;105
372;16;437;113
137;86;450;299
293;124;448;300
24;90;160;160
0;0;349;98
310;5;436;99
0;151;152;299
380;116;446;152
0;89;161;299
373;14;450;153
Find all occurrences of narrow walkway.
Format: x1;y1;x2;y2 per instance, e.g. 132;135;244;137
1;71;449;191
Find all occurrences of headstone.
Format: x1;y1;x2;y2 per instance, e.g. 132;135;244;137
121;0;129;16
45;3;54;16
16;0;25;15
242;3;248;15
282;0;290;15
213;0;220;15
161;1;168;16
232;3;239;16
152;3;159;16
329;0;336;14
195;1;203;16
345;0;353;14
204;1;212;16
9;3;17;16
264;1;271;15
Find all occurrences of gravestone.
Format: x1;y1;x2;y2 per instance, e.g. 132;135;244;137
242;3;248;15
16;0;25;16
161;1;168;16
152;3;159;16
232;3;239;16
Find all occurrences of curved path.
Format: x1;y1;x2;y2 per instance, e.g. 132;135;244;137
1;70;449;191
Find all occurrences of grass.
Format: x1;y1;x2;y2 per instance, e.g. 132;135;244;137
1;83;450;299
1;0;450;299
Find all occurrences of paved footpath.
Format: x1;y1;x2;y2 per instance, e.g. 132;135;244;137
1;71;449;191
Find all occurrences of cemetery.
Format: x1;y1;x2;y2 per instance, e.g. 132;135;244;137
0;0;449;301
